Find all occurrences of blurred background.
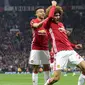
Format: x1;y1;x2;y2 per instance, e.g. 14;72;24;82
0;0;85;73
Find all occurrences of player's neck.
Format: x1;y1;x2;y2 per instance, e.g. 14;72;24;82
52;19;59;24
55;20;59;24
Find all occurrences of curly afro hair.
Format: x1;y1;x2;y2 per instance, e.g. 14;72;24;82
45;5;63;18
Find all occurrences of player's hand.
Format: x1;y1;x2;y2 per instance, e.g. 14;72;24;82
75;44;83;49
66;30;71;36
52;0;57;6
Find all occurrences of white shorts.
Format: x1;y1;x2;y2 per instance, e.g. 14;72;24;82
29;50;50;65
53;50;84;71
78;73;85;85
80;73;85;79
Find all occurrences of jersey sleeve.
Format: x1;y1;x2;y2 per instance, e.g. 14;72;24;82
43;6;56;29
70;42;76;48
48;6;56;18
30;19;36;28
59;22;76;48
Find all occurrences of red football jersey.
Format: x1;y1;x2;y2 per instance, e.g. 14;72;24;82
30;18;49;50
48;22;74;53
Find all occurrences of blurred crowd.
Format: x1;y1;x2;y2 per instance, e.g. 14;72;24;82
0;11;32;72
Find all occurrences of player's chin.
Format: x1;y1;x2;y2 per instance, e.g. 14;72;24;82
41;16;45;19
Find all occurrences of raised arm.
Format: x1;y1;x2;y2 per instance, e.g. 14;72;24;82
30;18;48;28
43;1;57;29
48;1;57;18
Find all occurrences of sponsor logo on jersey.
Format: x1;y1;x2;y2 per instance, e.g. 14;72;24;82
38;30;46;35
38;30;46;33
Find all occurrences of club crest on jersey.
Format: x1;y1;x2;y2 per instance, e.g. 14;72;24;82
58;27;65;32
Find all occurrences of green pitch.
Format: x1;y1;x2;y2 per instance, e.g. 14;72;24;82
0;73;83;85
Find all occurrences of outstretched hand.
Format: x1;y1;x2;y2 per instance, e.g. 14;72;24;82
75;44;83;49
52;0;57;6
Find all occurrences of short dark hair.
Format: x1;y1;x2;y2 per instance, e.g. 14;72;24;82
35;7;45;13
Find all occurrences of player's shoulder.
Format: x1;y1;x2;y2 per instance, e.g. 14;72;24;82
30;18;38;23
58;22;64;26
30;18;38;26
58;22;65;28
